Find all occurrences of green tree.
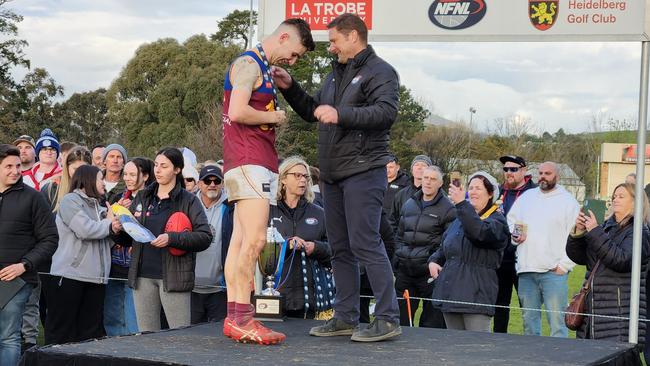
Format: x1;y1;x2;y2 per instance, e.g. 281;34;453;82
211;10;257;49
107;35;240;156
0;0;29;88
54;88;113;146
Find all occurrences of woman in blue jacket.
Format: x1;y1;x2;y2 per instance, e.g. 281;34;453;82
428;171;509;332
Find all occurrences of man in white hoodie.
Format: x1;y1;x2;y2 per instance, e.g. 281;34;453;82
507;161;579;338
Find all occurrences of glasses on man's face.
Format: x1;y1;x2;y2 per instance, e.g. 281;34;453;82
287;172;309;180
41;147;56;153
503;167;520;173
201;177;222;186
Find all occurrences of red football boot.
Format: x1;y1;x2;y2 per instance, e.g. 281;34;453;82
223;318;234;338
230;319;286;345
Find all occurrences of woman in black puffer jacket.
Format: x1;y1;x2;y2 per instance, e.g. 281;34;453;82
566;182;649;350
269;156;331;319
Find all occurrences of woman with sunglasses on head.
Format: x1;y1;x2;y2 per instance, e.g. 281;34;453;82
268;156;331;319
103;157;154;336
114;147;212;332
44;165;121;344
428;171;510;332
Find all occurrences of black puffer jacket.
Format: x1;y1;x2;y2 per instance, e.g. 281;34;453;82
395;190;455;277
384;170;410;214
269;198;330;314
118;183;212;292
566;217;649;344
0;181;58;285
281;45;399;184
389;181;419;233
428;201;509;316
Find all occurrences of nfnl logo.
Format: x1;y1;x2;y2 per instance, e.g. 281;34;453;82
428;0;487;30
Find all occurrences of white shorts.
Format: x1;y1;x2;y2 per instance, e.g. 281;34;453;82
224;165;278;204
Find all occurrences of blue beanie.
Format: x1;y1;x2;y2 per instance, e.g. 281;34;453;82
35;128;60;158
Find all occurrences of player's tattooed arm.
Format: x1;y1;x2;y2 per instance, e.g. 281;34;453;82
228;56;286;126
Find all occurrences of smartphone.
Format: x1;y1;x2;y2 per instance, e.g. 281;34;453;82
450;172;462;187
582;200;590;214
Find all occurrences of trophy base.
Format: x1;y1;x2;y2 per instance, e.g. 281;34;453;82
253;294;285;322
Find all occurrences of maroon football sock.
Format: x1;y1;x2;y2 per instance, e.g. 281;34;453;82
234;303;254;326
227;302;235;320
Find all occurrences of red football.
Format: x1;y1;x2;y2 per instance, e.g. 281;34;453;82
165;212;192;256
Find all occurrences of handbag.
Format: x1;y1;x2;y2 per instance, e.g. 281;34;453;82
565;261;600;331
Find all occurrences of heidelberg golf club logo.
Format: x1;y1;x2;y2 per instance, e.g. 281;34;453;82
529;1;559;31
428;0;487;30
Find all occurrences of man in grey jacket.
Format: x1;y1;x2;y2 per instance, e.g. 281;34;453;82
192;166;230;324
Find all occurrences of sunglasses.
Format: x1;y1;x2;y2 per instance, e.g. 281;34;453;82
286;172;309;180
184;178;195;183
503;167;521;173
202;177;222;186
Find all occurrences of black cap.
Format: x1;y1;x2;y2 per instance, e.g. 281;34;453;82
499;155;526;167
199;165;223;180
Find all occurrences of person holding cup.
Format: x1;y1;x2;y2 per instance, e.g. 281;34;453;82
427;171;509;331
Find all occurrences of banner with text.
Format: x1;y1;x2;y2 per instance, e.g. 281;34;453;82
258;0;650;42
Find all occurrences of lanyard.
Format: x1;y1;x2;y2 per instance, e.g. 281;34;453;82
255;43;280;111
480;204;499;220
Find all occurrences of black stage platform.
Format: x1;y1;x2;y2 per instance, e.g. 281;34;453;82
21;319;641;366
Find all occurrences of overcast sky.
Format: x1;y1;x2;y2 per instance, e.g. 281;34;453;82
7;0;644;134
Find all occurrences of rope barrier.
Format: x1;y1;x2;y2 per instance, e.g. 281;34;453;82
36;272;648;323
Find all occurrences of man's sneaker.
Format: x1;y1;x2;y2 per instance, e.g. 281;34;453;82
230;319;286;345
223;318;234;338
309;318;356;337
350;319;402;342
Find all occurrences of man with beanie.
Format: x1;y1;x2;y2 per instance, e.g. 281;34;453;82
275;13;402;341
23;129;62;191
13;135;36;173
102;144;127;203
507;161;579;338
493;155;537;334
390;155;432;234
383;155;410;215
0;144;58;365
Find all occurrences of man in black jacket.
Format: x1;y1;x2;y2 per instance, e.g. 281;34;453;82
383;155;410;215
493;155;537;333
390;155;432;233
394;166;455;328
273;13;401;341
0;144;58;365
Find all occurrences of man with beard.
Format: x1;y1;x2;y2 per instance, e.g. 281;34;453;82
13;136;36;174
192;165;232;324
507;161;579;338
493;155;537;333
